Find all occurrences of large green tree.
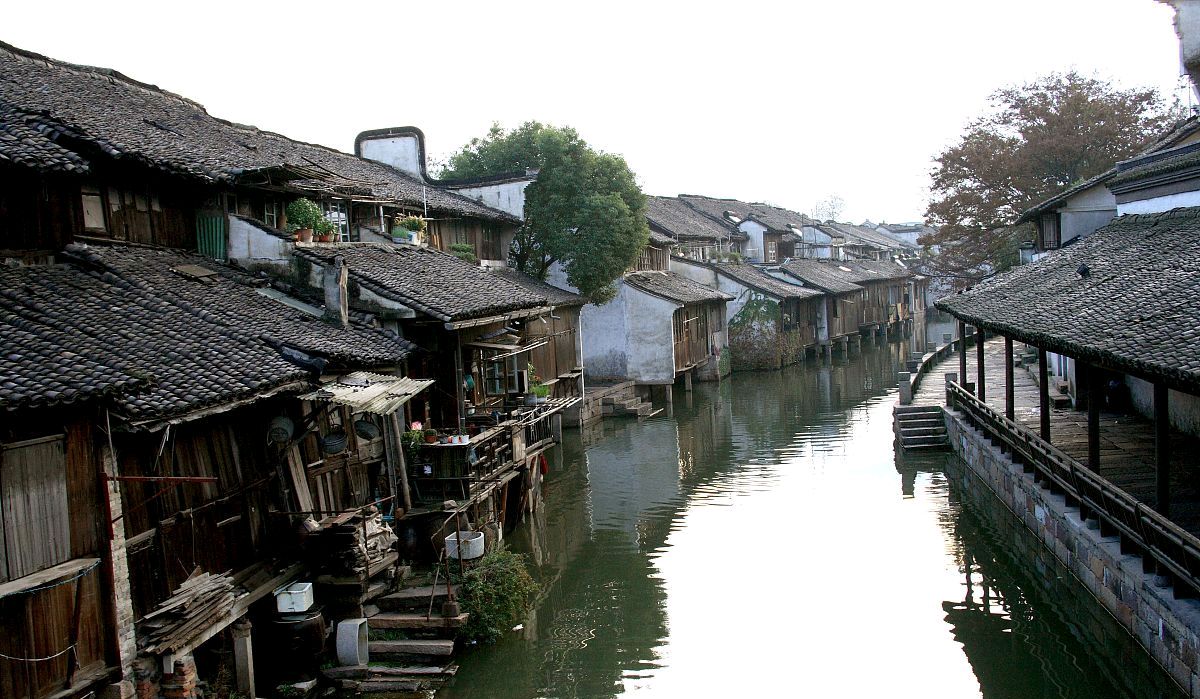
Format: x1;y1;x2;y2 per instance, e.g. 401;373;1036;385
441;122;648;303
924;72;1180;284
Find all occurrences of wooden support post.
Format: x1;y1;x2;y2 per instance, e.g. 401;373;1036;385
958;320;967;391
390;413;413;512
684;370;693;393
1087;363;1100;473
1155;383;1171;516
975;325;985;402
1004;336;1014;422
1038;349;1051;442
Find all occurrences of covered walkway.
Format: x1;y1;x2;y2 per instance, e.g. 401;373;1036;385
914;337;1200;538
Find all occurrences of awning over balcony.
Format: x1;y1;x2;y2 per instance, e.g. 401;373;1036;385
300;372;433;415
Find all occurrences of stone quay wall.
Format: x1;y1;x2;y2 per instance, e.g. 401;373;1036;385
945;407;1200;696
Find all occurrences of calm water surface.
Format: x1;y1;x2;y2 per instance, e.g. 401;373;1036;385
439;342;1186;699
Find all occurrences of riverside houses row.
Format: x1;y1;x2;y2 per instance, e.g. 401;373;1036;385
0;39;928;699
0;40;582;699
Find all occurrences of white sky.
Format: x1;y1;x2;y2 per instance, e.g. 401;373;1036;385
3;0;1185;223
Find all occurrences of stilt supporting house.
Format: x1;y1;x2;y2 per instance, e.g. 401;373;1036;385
1038;349;1051;441
1087;363;1101;473
1004;337;1015;422
1156;383;1171;515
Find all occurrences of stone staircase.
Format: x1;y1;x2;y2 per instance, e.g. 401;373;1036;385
322;578;463;694
894;405;949;450
601;394;660;419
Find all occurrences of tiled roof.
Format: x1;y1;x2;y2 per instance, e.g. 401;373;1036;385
71;244;414;367
780;259;864;295
825;222;916;251
1107;144;1200;189
489;268;584;307
0;244;412;420
0;307;142;412
0;104;90;173
295;244;547;322
0;42;514;222
624;271;731;305
936;207;1200;394
678;195;813;232
709;262;822;300
646;196;736;242
648;230;676;247
839;260;913;283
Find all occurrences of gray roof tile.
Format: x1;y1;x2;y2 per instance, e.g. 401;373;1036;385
623;271;731;305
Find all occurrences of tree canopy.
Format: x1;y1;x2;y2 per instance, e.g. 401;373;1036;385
923;72;1181;283
441;122;649;304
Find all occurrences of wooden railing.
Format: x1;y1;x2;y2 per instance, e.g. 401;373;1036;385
947;381;1200;596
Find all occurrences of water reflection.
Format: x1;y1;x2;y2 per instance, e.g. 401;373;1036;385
440;336;1183;699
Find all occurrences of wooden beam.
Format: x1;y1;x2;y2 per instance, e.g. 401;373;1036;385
1038;349;1051;442
1004;336;1014;422
975;325;985;401
1155;382;1171;516
958;320;967;389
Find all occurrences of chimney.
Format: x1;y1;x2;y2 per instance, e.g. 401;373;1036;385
323;255;348;327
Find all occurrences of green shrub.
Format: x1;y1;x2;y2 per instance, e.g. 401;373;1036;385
454;550;537;643
398;215;427;232
449;243;478;265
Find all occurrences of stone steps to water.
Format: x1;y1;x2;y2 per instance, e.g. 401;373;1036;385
376;584;460;611
894;406;949;450
369;611;470;630
368;639;456;658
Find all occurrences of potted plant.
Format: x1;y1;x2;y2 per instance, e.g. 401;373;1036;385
423;428;439;444
314;216;338;243
285;198;323;243
393;215;427;245
531;383;550;403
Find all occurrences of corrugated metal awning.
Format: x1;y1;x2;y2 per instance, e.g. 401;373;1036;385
300;372;433;415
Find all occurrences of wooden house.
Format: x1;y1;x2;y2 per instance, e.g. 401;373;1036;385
645;195;737;261
671;257;824;370
778;259;866;354
677;195;813;264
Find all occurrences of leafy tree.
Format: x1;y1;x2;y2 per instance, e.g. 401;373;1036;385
924;72;1181;284
441;122;649;303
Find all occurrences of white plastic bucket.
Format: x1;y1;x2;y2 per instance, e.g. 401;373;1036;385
445;530;485;560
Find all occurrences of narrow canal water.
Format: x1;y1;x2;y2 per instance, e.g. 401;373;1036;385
439;342;1187;699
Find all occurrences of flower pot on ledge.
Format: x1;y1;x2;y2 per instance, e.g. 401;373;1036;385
294;228;313;243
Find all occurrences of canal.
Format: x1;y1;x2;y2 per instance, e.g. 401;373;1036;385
439;341;1187;698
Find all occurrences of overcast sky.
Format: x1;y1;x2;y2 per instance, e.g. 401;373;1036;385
3;1;1185;223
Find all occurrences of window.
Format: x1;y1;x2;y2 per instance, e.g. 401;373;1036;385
322;200;350;242
1;435;69;582
1040;213;1061;250
482;227;504;261
263;200;279;229
766;241;778;263
81;186;106;231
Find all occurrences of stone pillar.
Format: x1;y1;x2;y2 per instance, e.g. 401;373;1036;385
102;445;138;698
945;372;958;407
232;619;255;698
132;656;160;699
551;413;563;443
684;370;693;393
898;372;912;405
323;255;349;327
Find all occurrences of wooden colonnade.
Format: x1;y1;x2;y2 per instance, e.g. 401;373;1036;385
955;319;1174;516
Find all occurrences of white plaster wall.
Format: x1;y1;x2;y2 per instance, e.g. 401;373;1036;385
739;221;767;262
1126;375;1200;437
625;291;679;384
359;136;423;178
449;180;532;219
1117;190;1200;215
227;216;292;272
799;225;834;259
580;284;630;380
1060;210;1117;245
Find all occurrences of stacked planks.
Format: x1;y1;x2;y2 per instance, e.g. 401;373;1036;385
139;570;236;654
